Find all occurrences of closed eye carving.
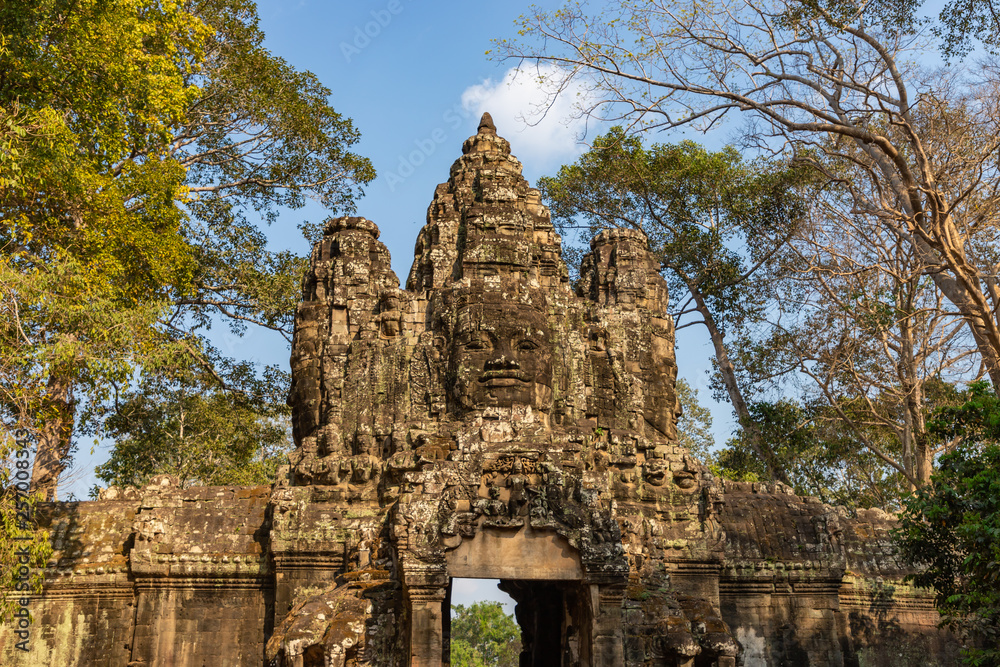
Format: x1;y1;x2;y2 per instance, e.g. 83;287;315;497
461;334;493;351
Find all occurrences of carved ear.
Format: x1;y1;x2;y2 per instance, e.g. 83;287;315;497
650;317;673;338
433;335;447;353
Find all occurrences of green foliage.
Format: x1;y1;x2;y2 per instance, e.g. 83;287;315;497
713;399;908;510
895;381;1000;664
539;127;804;333
934;0;1000;58
1;254;174;415
94;365;292;490
927;381;1000;443
1;0;374;496
676;378;715;462
450;602;521;667
0;433;52;624
856;0;999;59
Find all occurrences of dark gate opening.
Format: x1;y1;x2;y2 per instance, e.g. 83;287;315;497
445;578;593;666
501;580;593;667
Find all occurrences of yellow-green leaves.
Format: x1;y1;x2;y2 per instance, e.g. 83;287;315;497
3;0;373;499
2;0;208;165
2;1;204;304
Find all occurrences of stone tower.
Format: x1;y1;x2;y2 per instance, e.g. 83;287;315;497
2;115;957;667
272;112;726;665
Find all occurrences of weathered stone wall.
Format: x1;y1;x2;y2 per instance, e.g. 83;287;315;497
1;480;274;667
0;499;137;666
717;481;960;667
128;483;273;666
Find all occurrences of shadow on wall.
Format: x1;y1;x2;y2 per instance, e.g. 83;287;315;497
848;580;958;667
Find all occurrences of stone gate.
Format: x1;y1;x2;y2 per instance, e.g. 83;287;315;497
1;114;960;667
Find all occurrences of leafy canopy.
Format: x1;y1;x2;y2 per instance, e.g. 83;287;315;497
1;0;374;497
714;397;921;510
94;366;292;490
450;602;521;667
539;126;802;330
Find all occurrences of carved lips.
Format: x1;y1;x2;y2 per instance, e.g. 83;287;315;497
479;369;532;388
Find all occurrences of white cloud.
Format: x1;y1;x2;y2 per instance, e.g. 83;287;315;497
461;64;594;173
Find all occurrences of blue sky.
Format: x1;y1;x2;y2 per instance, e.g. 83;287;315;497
254;0;599;257
62;0;738;608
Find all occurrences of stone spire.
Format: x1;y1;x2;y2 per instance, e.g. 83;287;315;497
405;112;566;293
477;111;496;135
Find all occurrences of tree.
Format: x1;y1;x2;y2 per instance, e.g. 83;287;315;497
676;378;715;462
450;602;521;667
715;180;974;498
497;0;1000;398
864;0;1000;59
749;171;979;487
1;0;374;498
934;0;1000;58
0;431;52;624
93;366;291;490
540;127;806;481
1;0;204;499
895;380;1000;665
714;397;920;509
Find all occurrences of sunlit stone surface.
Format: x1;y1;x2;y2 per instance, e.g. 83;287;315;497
1;114;960;667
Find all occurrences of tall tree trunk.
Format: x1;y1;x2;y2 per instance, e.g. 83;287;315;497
895;203;1000;393
30;373;74;501
921;262;1000;392
687;282;790;485
862;156;1000;394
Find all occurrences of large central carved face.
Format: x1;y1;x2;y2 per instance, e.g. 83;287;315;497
449;302;553;411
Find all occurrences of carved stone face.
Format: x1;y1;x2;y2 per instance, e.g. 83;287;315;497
643;319;680;440
610;241;646;303
449;302;553;410
672;455;700;493
643;459;668;487
643;456;699;493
